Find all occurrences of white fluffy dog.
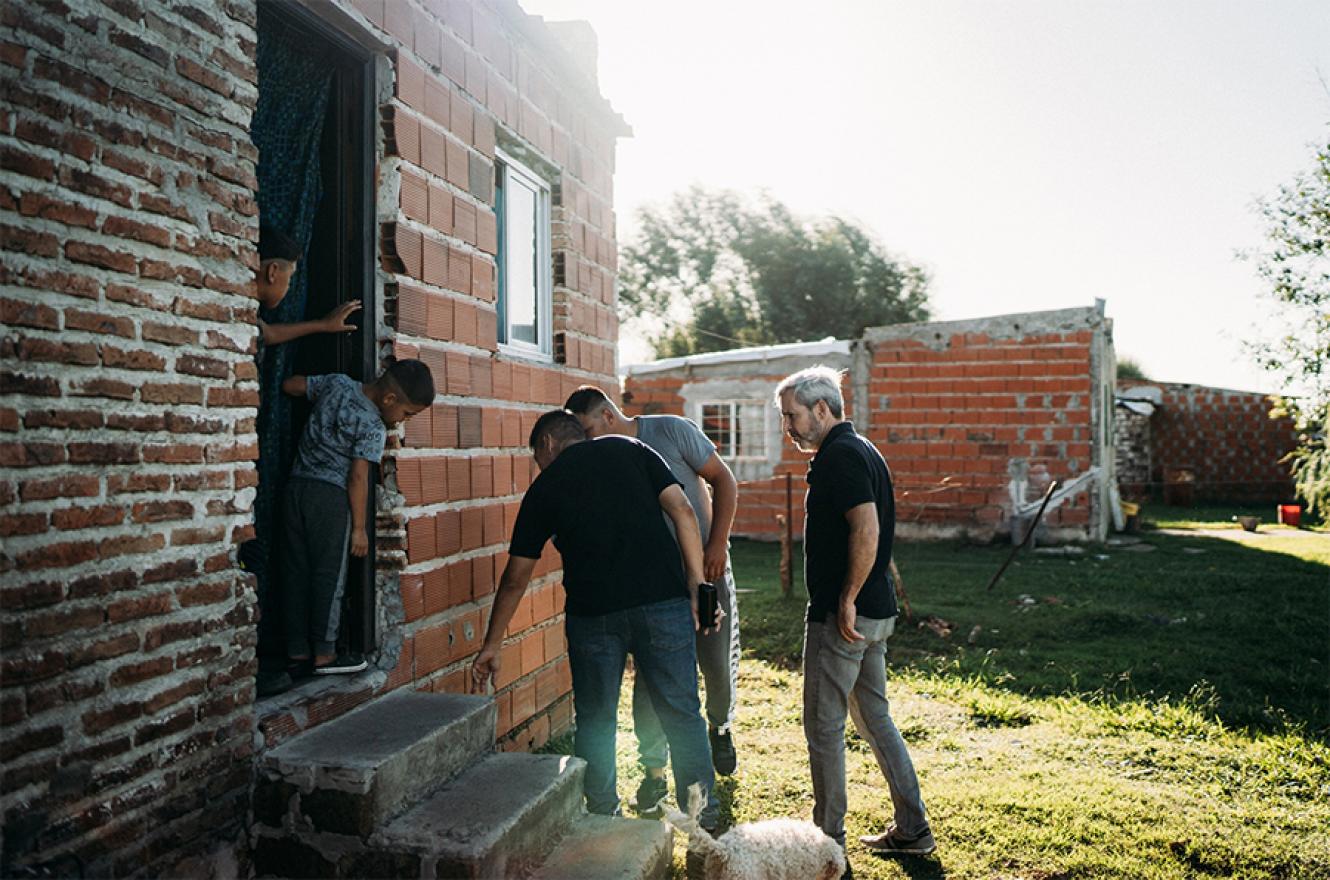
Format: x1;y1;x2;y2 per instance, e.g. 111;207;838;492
662;784;847;880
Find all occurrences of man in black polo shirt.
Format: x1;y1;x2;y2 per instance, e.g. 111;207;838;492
776;366;935;861
470;410;720;829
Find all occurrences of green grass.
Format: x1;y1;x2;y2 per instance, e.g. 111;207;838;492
543;512;1330;878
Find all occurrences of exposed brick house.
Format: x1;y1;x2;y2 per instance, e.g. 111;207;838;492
623;305;1118;544
1;0;626;874
1115;380;1298;503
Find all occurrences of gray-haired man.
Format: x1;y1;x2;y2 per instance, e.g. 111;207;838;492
776;365;935;860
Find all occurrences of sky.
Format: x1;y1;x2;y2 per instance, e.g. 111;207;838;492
524;0;1330;392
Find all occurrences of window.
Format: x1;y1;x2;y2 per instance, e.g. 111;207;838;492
495;150;552;357
701;401;766;459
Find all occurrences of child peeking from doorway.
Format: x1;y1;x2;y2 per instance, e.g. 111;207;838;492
255;224;363;357
277;358;435;677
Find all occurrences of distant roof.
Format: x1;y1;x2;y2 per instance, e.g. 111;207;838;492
622;338;851;377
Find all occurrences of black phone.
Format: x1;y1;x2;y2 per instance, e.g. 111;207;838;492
698;582;719;627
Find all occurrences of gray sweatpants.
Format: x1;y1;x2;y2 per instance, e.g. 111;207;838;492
279;477;351;659
634;563;739;767
803;615;928;844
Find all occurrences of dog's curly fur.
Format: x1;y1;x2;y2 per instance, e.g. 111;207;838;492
662;784;846;880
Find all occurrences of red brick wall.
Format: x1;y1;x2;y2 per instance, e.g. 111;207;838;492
867;327;1102;538
1;0;622;873
1122;380;1298;502
364;0;623;755
623;310;1112;544
1;2;262;875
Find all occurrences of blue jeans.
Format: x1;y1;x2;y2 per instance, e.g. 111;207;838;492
634;563;739;768
566;597;719;825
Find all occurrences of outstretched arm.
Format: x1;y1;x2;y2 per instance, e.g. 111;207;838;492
259;300;362;346
470;555;538;692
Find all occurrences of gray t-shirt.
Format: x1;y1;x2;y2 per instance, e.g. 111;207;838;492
636;414;716;540
289;374;387;489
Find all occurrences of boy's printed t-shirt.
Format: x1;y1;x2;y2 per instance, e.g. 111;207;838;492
289;374;386;490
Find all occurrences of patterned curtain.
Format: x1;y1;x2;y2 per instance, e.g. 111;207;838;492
249;11;335;594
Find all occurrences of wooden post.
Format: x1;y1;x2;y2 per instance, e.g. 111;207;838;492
781;473;794;597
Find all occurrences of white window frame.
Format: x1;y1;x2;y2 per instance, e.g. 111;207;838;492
495;148;553;360
699;399;767;461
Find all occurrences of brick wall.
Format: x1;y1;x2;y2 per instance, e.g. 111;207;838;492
1;1;262;875
2;0;624;873
347;0;625;757
864;308;1113;542
1120;380;1298;503
623;308;1115;544
1114;404;1152;501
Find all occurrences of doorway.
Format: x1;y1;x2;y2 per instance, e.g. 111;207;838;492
252;2;378;675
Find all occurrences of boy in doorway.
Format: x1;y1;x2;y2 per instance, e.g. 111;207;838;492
277;358;435;676
249;224;366;696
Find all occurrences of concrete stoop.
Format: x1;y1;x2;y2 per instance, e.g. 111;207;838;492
251;689;671;880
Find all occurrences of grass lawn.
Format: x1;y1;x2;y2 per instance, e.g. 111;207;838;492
545;505;1330;878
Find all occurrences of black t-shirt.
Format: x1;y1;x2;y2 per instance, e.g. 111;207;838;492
509;436;687;617
803;421;898;624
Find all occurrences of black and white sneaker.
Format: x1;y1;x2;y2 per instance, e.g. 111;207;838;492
632;774;669;817
709;726;737;776
314;652;367;675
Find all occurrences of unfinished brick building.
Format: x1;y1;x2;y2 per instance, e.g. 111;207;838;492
1;1;636;875
623;305;1118;544
1115;380;1298;503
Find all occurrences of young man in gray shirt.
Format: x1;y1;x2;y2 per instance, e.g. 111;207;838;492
565;386;741;815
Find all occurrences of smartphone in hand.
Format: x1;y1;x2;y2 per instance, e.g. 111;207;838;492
698;581;719;630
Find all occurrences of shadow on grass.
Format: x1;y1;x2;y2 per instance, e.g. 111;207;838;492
732;530;1330;739
860;852;949;880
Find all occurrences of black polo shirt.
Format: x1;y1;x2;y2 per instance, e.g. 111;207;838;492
803;421;898;624
509;436;687;617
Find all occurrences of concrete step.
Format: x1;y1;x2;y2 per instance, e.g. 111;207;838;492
531;814;673;880
256;690;495;838
375;752;586;879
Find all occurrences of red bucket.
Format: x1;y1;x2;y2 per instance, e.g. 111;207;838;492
1277;504;1302;527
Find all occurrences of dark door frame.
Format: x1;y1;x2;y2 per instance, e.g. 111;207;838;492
258;1;379;654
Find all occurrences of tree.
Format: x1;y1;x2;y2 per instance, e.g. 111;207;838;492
619;186;931;356
1247;133;1330;515
1117;357;1149;381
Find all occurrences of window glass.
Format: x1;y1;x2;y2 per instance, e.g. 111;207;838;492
505;174;538;345
739;403;766;457
702;403;734;457
496;154;550;355
700;400;765;459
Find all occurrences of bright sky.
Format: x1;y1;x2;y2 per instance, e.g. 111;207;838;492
525;0;1330;392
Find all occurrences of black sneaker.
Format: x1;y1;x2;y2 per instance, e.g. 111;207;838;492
632;774;669;817
709;726;737;776
256;666;293;697
314;652;367;675
859;824;936;855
